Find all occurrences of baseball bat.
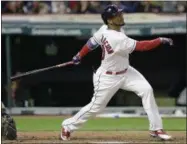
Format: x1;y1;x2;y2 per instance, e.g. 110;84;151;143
11;61;74;81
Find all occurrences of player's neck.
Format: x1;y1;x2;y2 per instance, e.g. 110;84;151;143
108;25;121;32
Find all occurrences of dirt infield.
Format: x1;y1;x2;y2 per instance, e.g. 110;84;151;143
2;131;186;144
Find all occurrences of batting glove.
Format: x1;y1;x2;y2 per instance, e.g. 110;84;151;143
160;37;173;46
72;53;81;65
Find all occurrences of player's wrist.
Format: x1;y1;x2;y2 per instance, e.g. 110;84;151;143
159;37;163;42
159;37;173;46
72;53;81;65
159;37;167;43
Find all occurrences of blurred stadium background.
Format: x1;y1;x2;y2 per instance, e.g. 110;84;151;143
1;1;186;117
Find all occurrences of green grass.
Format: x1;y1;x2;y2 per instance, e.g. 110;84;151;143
156;97;176;106
14;116;186;132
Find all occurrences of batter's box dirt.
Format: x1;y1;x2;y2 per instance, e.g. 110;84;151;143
2;131;186;144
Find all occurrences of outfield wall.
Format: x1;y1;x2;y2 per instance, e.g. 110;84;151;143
7;106;186;118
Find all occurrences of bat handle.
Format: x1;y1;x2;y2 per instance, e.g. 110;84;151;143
56;61;74;67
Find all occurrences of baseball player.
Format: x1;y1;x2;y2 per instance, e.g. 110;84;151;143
61;5;173;141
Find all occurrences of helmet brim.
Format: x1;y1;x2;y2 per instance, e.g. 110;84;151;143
118;8;123;13
111;8;123;18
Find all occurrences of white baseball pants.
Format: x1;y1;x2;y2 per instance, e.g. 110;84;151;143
62;66;163;132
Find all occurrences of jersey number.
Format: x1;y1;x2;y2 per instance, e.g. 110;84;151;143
101;36;114;59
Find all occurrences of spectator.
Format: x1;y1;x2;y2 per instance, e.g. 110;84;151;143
68;1;80;13
139;1;149;12
21;1;32;14
3;2;17;13
122;1;140;13
32;1;41;14
15;1;25;13
139;1;162;13
87;1;102;13
162;1;177;13
1;1;186;14
3;1;24;14
51;1;69;14
176;1;187;13
23;1;41;14
39;2;50;14
149;1;163;13
79;1;89;13
69;1;90;14
135;2;146;12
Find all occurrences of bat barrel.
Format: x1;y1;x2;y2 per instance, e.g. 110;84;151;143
10;61;73;81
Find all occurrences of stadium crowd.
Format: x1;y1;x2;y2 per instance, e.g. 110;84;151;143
2;1;187;14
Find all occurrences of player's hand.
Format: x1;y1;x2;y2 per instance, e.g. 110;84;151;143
160;37;173;46
72;53;81;65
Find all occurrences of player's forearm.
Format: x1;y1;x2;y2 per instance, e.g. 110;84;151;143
135;38;161;51
79;44;92;58
73;38;99;64
78;37;99;58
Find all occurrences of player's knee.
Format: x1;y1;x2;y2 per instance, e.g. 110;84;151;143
90;104;105;114
139;83;153;97
90;98;108;113
146;84;153;93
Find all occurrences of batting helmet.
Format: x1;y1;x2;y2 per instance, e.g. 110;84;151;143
101;5;123;25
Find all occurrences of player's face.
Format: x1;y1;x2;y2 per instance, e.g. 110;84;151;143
111;13;125;26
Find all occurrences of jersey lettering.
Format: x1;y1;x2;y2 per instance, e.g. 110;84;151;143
101;35;114;59
101;46;105;60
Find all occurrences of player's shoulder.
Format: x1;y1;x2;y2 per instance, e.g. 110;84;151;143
92;25;107;43
93;25;107;38
95;24;108;34
99;24;108;31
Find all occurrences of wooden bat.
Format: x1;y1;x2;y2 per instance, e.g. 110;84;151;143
11;61;74;81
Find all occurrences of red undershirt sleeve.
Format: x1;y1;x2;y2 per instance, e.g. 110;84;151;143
135;38;162;51
78;36;99;58
78;44;91;58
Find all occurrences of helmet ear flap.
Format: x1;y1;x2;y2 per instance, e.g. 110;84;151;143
101;13;108;24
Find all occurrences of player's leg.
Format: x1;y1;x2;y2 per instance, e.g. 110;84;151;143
121;66;171;140
61;70;124;140
177;87;186;106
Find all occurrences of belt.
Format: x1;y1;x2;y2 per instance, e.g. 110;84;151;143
106;68;128;75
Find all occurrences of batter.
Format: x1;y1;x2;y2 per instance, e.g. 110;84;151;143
61;5;173;141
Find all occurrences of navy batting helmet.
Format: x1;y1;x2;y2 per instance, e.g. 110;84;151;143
101;5;123;25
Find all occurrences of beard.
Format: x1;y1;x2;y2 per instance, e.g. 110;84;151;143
113;21;125;26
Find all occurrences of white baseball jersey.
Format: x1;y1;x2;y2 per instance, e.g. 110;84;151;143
90;25;137;72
